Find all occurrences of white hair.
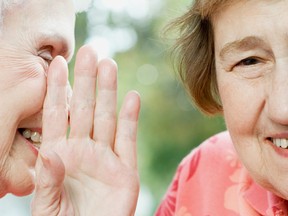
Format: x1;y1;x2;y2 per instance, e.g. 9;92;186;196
0;0;92;27
0;0;92;15
0;0;24;13
0;0;23;25
73;0;92;13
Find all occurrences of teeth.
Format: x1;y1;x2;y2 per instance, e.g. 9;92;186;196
31;132;41;143
273;138;288;149
22;129;42;144
281;139;288;148
23;129;32;139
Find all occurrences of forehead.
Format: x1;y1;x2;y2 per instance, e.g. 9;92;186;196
212;0;288;53
17;0;75;28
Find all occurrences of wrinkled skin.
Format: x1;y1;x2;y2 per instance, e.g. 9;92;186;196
0;0;140;215
0;0;75;197
214;0;288;199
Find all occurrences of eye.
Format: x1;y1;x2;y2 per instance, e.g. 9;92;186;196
236;57;260;67
230;55;271;79
38;46;53;64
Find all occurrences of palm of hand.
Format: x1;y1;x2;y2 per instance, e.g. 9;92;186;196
32;45;140;216
59;138;138;216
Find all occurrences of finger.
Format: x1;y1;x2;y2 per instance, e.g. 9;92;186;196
93;58;117;147
42;56;69;146
31;150;65;216
69;45;98;138
114;91;141;169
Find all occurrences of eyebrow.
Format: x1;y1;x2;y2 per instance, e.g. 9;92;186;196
219;36;271;60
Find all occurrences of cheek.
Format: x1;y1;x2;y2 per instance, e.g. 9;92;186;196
19;76;47;116
0;57;47;117
218;76;269;182
219;78;264;138
8;56;47;84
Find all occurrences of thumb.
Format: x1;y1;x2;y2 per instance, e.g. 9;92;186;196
31;150;65;216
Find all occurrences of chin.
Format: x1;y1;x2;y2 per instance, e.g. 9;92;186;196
12;182;35;197
255;176;288;201
270;185;288;201
1;133;39;198
0;173;35;198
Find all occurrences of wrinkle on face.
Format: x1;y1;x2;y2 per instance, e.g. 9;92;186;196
0;46;47;90
219;36;274;61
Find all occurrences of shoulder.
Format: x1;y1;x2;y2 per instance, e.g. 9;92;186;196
155;131;242;215
179;131;237;174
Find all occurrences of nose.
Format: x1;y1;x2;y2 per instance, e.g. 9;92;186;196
267;63;288;125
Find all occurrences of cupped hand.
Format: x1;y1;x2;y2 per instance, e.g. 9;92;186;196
31;45;140;216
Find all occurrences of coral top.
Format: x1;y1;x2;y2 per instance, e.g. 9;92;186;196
155;131;288;216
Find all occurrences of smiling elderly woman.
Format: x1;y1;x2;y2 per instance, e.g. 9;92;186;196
0;0;75;197
0;0;141;215
155;0;288;215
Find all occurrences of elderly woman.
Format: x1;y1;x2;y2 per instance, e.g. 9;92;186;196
0;0;140;215
154;0;288;215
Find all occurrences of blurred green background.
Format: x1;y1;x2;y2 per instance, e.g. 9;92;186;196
72;0;226;215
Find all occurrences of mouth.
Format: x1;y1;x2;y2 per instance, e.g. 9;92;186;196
268;137;288;149
18;128;42;150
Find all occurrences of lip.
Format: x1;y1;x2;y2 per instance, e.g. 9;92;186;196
17;131;39;157
267;131;288;139
267;138;288;158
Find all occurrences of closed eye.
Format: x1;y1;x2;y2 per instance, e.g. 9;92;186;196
38;46;53;64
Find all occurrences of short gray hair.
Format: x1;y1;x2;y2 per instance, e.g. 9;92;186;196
0;0;92;28
0;0;24;10
0;0;24;25
0;0;92;12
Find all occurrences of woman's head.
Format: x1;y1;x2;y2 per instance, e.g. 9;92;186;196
175;0;288;200
0;0;75;197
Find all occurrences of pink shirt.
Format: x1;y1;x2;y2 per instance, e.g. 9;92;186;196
155;131;288;216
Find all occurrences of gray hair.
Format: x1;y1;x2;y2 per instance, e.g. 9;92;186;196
0;0;91;20
0;0;92;29
0;0;24;25
0;0;24;10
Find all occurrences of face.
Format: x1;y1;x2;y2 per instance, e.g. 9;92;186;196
213;0;288;199
0;0;75;196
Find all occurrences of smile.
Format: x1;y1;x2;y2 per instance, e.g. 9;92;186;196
272;138;288;149
18;129;42;149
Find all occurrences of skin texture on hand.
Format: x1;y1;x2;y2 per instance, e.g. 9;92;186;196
31;45;140;216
